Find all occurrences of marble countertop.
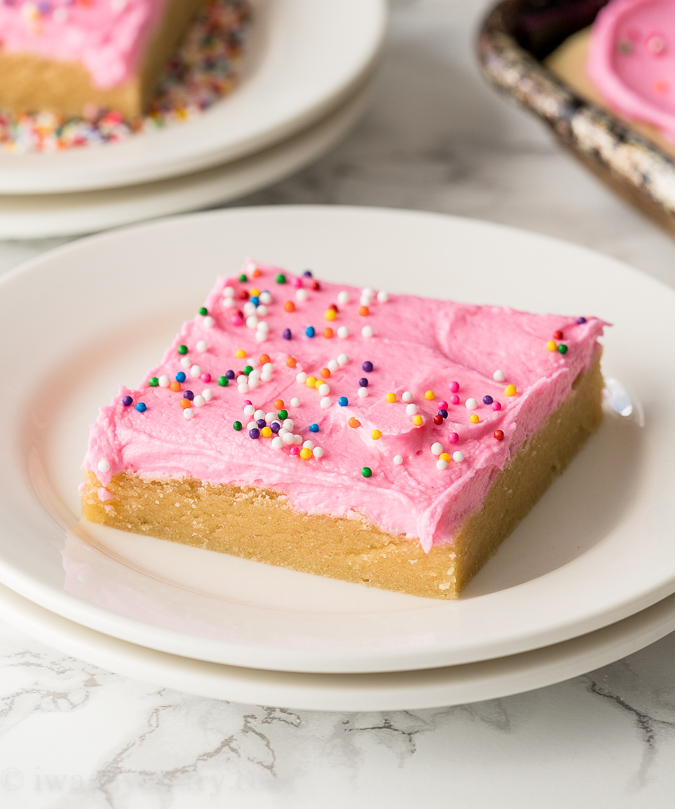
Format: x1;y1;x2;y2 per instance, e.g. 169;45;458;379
3;1;675;806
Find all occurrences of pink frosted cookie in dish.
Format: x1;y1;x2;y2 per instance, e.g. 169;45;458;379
81;261;607;599
0;0;209;118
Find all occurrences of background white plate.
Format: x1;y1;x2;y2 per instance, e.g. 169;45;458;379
0;79;372;239
0;0;386;194
4;581;675;712
0;207;673;674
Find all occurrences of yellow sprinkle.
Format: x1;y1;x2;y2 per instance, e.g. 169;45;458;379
505;384;517;397
412;415;424;426
305;376;317;388
315;379;323;390
325;309;336;321
470;414;479;424
546;340;557;352
424;390;435;400
235;349;246;359
250;288;260;297
371;429;382;440
300;448;312;460
385;392;397;403
261;427;272;438
439;452;450;462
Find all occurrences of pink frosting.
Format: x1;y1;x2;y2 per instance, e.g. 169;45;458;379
587;0;675;140
83;262;606;553
0;0;169;89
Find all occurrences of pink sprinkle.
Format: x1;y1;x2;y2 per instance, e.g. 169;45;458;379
449;381;460;393
231;314;244;326
449;432;459;444
289;446;300;456
242;400;252;408
201;373;211;383
78;482;86;492
438;400;448;410
450;394;460;405
291;277;302;288
492;401;502;411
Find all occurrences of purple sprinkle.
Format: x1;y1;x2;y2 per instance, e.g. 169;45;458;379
577;316;587;324
256;418;266;429
249;428;260;439
362;361;374;373
184;390;194;401
122;395;133;407
359;378;368;387
483;395;493;405
271;422;281;434
283;328;292;340
225;370;235;380
303;270;313;277
438;408;448;419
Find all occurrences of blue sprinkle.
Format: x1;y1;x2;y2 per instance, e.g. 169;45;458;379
305;326;315;338
250;296;260;306
225;370;235;379
249;428;260;439
176;372;186;383
136;402;147;413
338;396;348;407
310;423;319;432
122;395;133;407
359;378;368;387
483;395;493;405
283;328;292;340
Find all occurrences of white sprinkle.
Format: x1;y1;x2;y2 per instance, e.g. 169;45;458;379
466;398;478;410
256;304;268;316
246;315;258;329
453;451;465;463
290;397;300;407
190;365;202;378
180;356;191;369
159;375;170;387
337;354;350;366
248;377;259;389
327;360;339;372
255;332;267;343
244;405;255;416
243;302;256;316
402;391;413;403
357;387;369;398
202;388;213;401
283;418;294;430
223;285;235;297
184;408;194;419
53;7;69;22
265;412;276;423
313;447;324;459
320;396;332;409
282;432;295;446
303;440;315;450
431;442;444;455
259;291;272;305
361;325;374;338
337;291;350;305
257;320;269;332
337;326;349;339
296;289;308;302
493;369;505;382
193;395;205;407
272;436;284;449
377;290;389;303
196;340;207;352
436;459;448;470
203;316;215;329
97;459;110;473
361;287;374;303
248;369;261;381
223;298;236;309
247;422;257;431
294;434;303;446
261;372;272;382
393;455;403;465
238;381;249;393
318;383;330;395
254;409;265;420
406;404;418;415
262;362;273;373
296;372;307;384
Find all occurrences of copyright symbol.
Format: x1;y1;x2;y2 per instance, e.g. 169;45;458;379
1;768;23;790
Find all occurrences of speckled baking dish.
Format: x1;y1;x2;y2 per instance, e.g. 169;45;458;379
477;0;675;236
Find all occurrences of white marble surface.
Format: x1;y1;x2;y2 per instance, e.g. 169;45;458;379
3;0;675;806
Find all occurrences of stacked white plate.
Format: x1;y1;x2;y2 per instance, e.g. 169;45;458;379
0;0;386;239
2;206;675;710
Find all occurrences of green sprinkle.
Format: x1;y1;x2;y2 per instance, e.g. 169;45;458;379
233;421;243;431
558;344;568;355
148;377;159;387
177;345;188;355
361;467;372;478
277;409;288;420
244;365;253;375
199;307;208;316
275;273;287;284
239;273;248;282
218;376;229;387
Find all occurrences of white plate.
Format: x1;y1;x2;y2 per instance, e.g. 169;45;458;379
0;0;386;195
1;207;673;674
4;580;675;711
0;79;371;239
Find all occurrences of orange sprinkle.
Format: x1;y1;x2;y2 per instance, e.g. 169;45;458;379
320;368;331;378
170;381;182;392
284;301;295;313
259;353;271;365
323;327;334;339
180;398;192;409
274;399;285;410
359;305;370;316
286;356;297;368
252;267;261;278
348;417;361;429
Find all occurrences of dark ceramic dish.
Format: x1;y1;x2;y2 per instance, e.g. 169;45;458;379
477;0;675;236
